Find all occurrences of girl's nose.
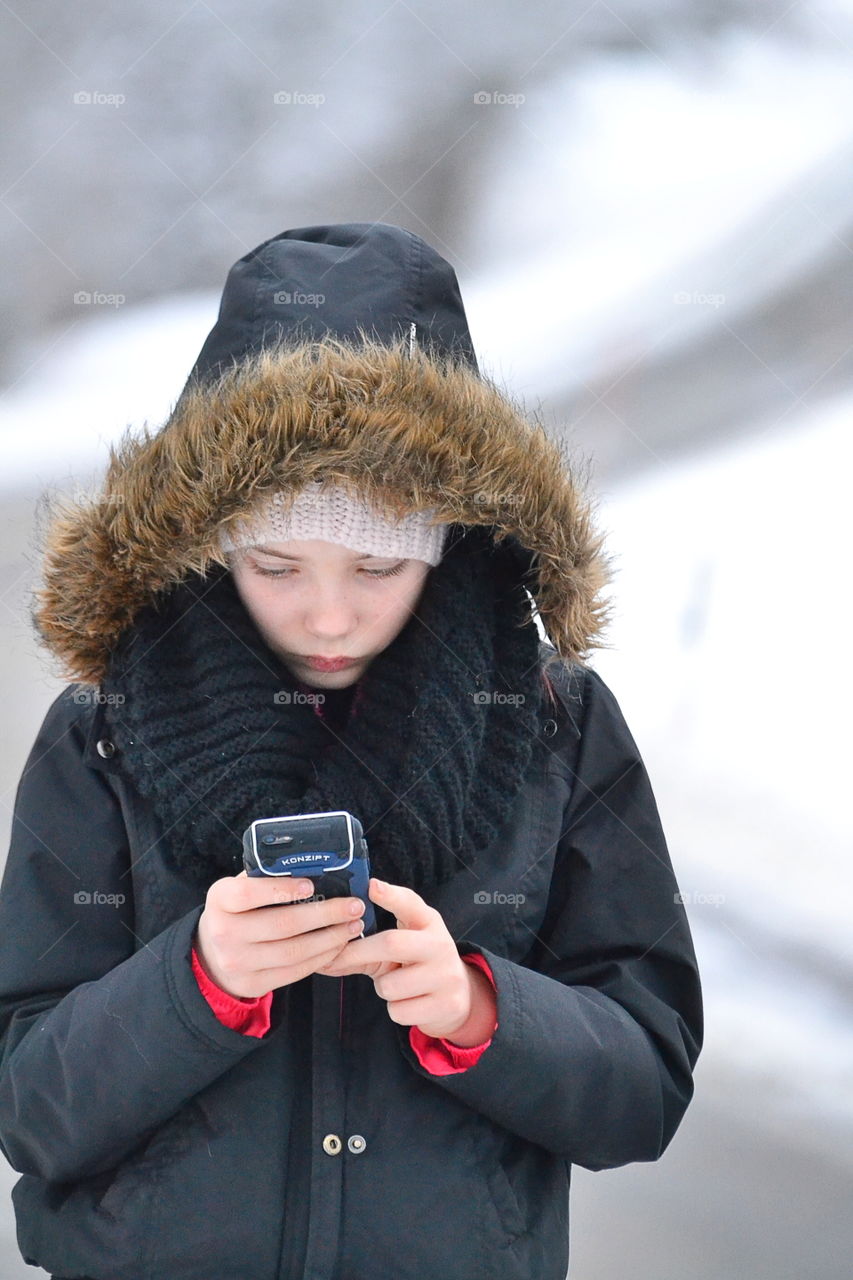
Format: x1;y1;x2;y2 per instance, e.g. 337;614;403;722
304;595;358;639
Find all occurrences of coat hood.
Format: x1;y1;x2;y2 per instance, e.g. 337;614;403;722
184;221;480;384
30;223;614;685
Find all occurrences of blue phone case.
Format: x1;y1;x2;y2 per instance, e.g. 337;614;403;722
242;809;376;936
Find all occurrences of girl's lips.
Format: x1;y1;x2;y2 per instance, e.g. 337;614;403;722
303;655;359;672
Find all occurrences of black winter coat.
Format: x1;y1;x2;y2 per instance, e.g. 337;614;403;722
0;643;702;1280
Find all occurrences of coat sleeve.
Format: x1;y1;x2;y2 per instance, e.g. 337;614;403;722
408;953;498;1073
0;689;272;1184
394;665;704;1171
190;944;273;1037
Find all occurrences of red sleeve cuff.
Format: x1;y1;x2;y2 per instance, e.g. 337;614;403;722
191;945;273;1039
408;952;498;1075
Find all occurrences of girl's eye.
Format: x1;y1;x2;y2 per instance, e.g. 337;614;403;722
249;561;408;579
250;565;293;578
363;562;408;578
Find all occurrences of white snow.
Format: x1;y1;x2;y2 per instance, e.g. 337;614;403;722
590;400;853;965
0;292;219;494
589;400;853;1127
467;30;853;398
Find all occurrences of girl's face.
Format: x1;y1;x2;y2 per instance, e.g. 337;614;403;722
228;539;433;688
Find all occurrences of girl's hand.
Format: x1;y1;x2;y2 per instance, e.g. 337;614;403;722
194;871;366;998
316;878;496;1043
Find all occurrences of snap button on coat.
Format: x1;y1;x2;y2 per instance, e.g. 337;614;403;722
322;1134;342;1155
95;738;116;758
542;719;558;737
347;1134;366;1154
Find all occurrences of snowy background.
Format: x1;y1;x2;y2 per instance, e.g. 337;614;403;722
2;3;852;1277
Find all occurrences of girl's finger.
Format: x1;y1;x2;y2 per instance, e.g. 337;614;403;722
383;992;448;1028
373;960;438;1003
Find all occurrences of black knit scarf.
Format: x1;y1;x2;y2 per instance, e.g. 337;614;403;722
100;525;544;895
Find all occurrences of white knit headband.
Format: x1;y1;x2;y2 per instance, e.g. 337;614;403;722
218;481;448;566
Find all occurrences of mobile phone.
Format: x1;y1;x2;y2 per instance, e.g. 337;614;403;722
241;809;376;936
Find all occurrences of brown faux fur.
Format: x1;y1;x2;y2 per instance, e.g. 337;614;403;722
30;334;614;685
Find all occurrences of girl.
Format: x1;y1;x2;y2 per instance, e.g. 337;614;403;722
0;222;703;1280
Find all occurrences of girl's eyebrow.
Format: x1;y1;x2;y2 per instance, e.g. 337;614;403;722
252;545;393;562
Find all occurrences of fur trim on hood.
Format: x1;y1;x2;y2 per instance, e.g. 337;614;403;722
30;334;614;685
